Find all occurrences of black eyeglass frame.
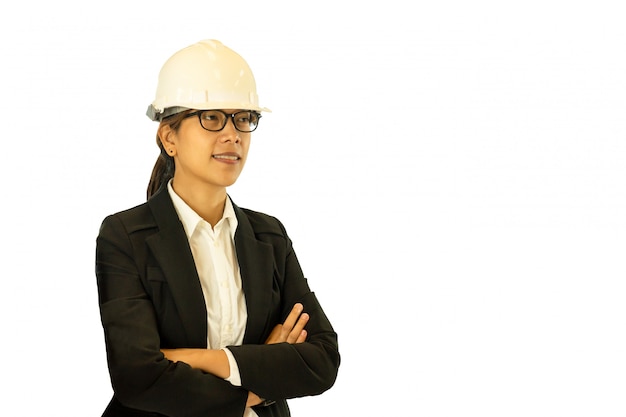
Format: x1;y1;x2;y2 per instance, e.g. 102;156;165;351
180;109;262;133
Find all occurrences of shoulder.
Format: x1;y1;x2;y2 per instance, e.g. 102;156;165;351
235;205;288;238
99;201;156;236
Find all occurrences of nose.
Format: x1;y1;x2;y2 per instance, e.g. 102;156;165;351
220;116;241;143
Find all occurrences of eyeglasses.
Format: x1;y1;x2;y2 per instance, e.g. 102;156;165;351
181;110;261;133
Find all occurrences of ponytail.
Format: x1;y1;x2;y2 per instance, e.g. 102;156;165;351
146;137;174;199
146;110;190;200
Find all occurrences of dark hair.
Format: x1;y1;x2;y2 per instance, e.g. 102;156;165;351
146;110;191;199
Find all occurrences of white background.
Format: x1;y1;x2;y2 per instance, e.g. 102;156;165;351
1;1;625;416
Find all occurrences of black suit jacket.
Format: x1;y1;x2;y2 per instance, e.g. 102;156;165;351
96;187;340;417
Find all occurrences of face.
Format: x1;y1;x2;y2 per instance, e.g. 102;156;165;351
160;109;252;193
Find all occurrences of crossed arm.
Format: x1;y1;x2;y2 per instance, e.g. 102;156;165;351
161;303;310;407
97;212;339;415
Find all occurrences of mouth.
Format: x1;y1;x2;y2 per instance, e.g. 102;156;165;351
212;153;241;162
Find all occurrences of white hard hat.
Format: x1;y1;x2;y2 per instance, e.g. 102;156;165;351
146;39;270;121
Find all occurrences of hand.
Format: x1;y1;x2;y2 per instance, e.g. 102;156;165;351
265;303;309;344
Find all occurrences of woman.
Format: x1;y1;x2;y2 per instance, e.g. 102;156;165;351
95;39;340;417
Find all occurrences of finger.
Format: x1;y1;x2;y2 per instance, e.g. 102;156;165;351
264;324;283;344
295;329;307;344
287;313;309;343
282;303;304;332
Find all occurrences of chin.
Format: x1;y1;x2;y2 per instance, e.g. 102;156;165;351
218;177;240;187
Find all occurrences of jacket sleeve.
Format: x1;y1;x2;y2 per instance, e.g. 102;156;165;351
96;214;248;417
227;217;341;401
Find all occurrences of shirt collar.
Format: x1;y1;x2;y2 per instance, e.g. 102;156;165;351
167;180;238;239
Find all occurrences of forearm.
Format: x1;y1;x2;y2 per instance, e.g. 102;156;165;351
100;299;247;416
229;336;339;400
161;348;264;408
229;294;340;400
161;348;230;379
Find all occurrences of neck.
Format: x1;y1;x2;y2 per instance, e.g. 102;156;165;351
171;177;227;227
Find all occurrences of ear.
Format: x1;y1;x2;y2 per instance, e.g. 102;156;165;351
158;124;177;156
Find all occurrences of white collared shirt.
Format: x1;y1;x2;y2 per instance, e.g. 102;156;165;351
167;181;258;417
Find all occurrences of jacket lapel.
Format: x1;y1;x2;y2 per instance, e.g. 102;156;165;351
232;203;275;344
144;188;275;346
146;188;208;347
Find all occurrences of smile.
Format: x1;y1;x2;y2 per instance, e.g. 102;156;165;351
212;154;240;161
